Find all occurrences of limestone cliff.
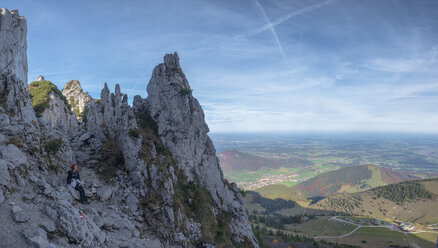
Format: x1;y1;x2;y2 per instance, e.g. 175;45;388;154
0;8;27;85
0;8;258;248
28;78;78;133
142;52;257;245
62;80;92;121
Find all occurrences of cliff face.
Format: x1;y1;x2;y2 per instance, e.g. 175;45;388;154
143;53;257;245
62;80;92;121
0;9;27;84
0;8;258;248
27;77;78;133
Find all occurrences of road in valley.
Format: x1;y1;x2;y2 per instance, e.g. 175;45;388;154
314;216;438;239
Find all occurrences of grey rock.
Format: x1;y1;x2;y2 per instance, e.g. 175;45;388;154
45;206;58;221
0;133;6;144
14;171;26;187
145;52;258;246
52;199;104;246
0;159;11;188
0;66;36;128
126;194;139;213
67;185;80;200
186;219;201;240
61;80;92;122
39;219;56;232
40;90;78;133
98;186;113;201
14;211;30;223
0;189;4;203
11;205;22;213
0;8;28;84
35;75;45;81
0;144;27;167
43;187;53;196
84;83;149;188
12;205;30;222
23;226;50;248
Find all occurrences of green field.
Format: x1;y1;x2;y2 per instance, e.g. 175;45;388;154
319;227;437;248
291;216;357;237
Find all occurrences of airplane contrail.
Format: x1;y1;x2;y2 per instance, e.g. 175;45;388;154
253;0;289;64
249;0;335;35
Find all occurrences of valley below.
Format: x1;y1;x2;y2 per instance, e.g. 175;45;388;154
212;132;438;248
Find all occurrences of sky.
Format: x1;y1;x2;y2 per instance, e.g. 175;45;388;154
3;0;438;133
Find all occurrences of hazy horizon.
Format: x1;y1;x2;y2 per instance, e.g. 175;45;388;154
3;0;438;134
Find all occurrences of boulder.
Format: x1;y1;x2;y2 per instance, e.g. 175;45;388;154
23;226;50;248
0;159;11;188
38;219;56;233
126;194;139;213
51;200;105;246
98;186;113;201
0;144;27;167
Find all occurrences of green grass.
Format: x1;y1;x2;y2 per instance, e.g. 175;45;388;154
294;216;356;237
28;80;70;117
173;181;239;247
95;140;124;182
321;227;412;248
179;87;193;96
81;106;89;120
44;139;63;154
128;128;140;138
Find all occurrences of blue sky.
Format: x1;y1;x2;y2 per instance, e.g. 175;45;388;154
3;0;438;133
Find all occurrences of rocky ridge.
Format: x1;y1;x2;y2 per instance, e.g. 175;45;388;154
62;80;92;121
0;8;258;248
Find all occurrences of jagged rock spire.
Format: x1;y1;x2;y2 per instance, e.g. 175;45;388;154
61;79;92;122
35;75;45;81
145;52;259;247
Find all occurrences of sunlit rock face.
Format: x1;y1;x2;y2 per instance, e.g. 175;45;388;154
0;8;28;85
0;7;258;247
143;52;258;246
62;80;92;122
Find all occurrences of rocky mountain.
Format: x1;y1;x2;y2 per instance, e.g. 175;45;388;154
0;8;258;248
28;76;78;133
218;150;283;172
62;80;92;121
0;8;27;84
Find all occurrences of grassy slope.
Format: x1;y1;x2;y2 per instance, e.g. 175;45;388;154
27;80;70;117
255;165;413;202
293;165;383;198
322;227;435;248
218;150;284;172
292;216;357;237
312;178;438;225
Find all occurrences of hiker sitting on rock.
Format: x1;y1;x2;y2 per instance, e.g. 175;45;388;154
67;164;88;204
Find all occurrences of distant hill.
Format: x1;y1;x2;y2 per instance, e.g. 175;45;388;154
218;150;311;172
293;165;415;197
312;178;438;224
255;165;416;202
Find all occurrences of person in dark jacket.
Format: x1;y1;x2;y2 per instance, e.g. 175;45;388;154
67;164;88;204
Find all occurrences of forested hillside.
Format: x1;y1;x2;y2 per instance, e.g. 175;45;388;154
312;178;438;224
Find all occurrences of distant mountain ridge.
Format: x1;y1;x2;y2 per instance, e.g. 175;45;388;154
218;150;311;172
255;165;416;202
312;178;438;224
293;164;415;197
